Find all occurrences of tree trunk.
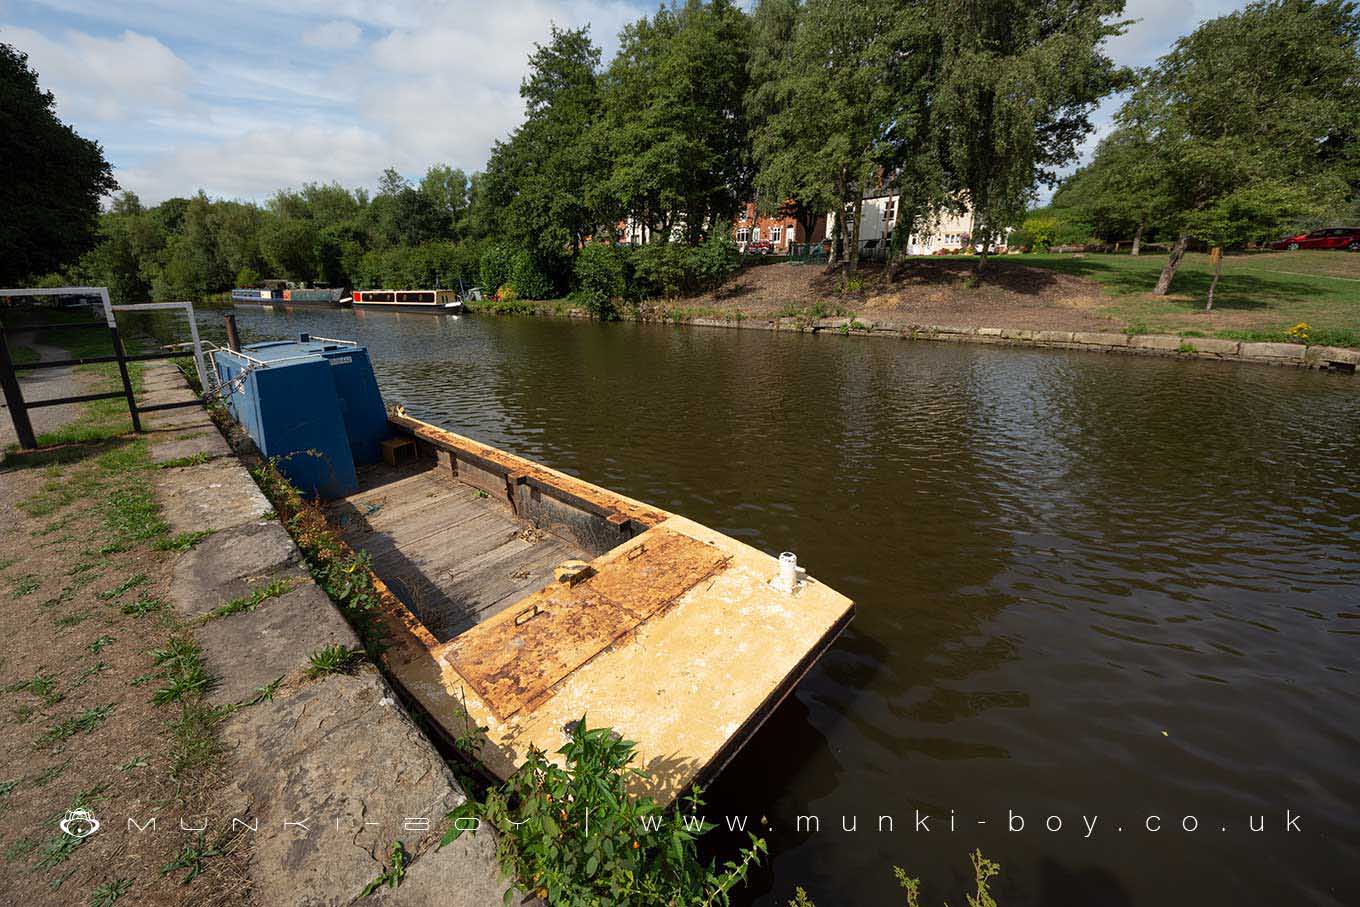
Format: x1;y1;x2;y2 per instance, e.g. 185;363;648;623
1205;247;1223;312
1131;218;1145;256
970;221;990;284
1153;234;1189;296
847;199;862;273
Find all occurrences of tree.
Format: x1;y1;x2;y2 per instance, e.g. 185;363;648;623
602;1;753;244
1052;125;1169;253
482;25;607;263
747;0;838;246
419;164;470;239
1130;0;1360;298
259;217;318;281
0;42;117;284
749;0;902;271
930;0;1128;279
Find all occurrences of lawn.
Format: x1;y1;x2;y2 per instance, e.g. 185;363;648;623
1017;250;1360;346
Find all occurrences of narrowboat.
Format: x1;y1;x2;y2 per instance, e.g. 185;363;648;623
352;289;464;314
231;287;348;307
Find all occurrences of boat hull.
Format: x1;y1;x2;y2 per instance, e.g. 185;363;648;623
352;302;465;315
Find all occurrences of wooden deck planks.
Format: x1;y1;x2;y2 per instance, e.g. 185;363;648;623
332;462;587;642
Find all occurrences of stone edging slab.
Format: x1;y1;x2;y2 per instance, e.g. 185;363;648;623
674;316;1360;373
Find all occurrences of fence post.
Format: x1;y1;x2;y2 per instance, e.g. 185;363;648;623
225;313;240;352
109;325;142;433
0;325;37;449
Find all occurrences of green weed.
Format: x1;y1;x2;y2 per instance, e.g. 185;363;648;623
152;530;213;552
306;644;362;678
39;704;115;746
160;830;224;884
205;577;292;620
89;879;133;906
359;840;408;897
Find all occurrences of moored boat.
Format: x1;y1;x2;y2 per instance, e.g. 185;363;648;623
210;333;854;803
352;289;464;314
231;286;348;307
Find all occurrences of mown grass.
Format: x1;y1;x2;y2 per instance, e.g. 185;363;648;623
1014;250;1360;345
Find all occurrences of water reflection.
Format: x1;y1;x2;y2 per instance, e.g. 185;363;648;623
180;306;1360;906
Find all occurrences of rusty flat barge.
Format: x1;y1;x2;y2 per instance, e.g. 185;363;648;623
212;334;854;802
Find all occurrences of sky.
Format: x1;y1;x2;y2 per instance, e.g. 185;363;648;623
2;0;1251;206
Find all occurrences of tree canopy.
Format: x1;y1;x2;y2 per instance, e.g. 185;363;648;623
0;42;117;285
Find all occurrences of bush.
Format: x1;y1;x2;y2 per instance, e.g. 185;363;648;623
573;243;628;318
692;234;740;292
441;718;765;905
509;249;554;300
630;243;689;299
479;243;516;295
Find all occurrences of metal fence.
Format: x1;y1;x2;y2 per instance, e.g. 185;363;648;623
0;287;207;450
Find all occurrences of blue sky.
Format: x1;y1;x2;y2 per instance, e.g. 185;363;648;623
2;0;1249;205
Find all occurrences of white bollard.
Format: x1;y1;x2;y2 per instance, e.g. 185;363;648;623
773;551;800;594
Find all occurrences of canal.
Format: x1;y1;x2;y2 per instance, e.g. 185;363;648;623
193;307;1360;906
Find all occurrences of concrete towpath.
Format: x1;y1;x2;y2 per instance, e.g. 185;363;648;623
140;362;513;907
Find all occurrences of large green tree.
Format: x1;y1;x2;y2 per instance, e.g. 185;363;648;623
0;42;117;285
602;1;752;243
482;25;607;266
748;0;903;271
931;0;1128;278
1131;0;1360;299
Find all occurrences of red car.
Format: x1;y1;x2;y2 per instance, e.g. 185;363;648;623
744;240;774;255
1268;227;1360;251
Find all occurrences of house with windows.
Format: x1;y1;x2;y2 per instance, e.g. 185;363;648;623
732;202;825;253
825;190;1008;255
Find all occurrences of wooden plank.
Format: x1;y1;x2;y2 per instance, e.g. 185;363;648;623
371;510;511;573
444;528;731;719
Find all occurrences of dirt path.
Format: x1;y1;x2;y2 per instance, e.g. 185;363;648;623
0;364;250;903
0;335;98;449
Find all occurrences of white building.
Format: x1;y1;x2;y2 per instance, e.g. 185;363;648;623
826;191;1005;255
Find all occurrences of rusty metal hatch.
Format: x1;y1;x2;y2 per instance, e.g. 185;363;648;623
443;528;730;719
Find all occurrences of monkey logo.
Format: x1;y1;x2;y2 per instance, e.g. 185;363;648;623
59;808;101;839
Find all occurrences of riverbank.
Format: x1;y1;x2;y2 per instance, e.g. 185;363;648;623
467;279;1359;376
0;352;508;905
663;251;1359;348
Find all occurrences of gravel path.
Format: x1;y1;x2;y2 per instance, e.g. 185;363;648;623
0;334;91;448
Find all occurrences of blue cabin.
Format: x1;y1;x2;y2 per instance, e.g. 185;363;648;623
212;334;388;498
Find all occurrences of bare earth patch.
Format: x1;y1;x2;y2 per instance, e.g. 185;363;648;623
673;258;1120;331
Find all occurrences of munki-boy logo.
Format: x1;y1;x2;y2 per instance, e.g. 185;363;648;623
59;808;101;839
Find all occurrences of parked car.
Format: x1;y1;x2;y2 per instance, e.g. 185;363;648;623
745;240;774;255
1268;227;1360;251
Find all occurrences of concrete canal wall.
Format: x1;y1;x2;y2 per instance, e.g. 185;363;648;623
673;316;1360;372
140;362;509;906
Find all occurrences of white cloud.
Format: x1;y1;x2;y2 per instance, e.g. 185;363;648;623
302;20;361;49
118;123;392;201
5;26;192;121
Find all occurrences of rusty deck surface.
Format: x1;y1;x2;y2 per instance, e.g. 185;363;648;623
444;528;730;719
326;461;585;639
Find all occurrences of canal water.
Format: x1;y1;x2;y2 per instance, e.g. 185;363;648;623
192;308;1359;906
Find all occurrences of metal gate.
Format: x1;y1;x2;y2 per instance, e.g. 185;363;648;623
0;286;209;450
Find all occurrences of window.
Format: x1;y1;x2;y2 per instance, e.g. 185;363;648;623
736;228;750;243
752;228;760;242
770;226;782;244
884;197;896;225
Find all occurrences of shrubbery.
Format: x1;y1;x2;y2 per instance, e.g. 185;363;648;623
479;243;517;296
442;718;765;906
573;242;629;318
